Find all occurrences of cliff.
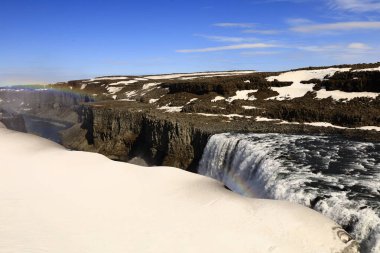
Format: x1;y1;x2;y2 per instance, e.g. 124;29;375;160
62;104;211;171
1;63;380;171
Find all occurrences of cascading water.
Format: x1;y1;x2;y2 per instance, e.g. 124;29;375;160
198;133;380;253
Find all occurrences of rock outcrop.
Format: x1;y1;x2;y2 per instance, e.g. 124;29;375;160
63;104;211;171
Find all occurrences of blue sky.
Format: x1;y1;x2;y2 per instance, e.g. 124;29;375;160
1;0;380;85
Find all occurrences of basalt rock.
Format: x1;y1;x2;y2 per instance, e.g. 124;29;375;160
62;104;211;171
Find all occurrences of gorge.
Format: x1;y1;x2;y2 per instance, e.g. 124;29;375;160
1;63;380;252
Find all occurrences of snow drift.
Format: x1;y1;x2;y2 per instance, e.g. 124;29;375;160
0;124;358;253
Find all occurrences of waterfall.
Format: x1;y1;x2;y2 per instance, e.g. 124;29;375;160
198;133;380;253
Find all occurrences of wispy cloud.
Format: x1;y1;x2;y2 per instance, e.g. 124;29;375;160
328;0;380;12
240;51;280;56
213;22;255;28
297;42;377;62
347;42;371;50
195;35;257;43
291;21;380;32
176;43;277;53
286;18;313;25
242;29;280;34
298;42;373;52
298;44;341;52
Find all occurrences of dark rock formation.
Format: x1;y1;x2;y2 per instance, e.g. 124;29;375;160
0;109;27;132
63;104;211;171
322;71;380;92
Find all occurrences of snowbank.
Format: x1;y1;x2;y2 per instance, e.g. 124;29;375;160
266;68;351;100
0;124;357;253
266;68;379;101
315;89;379;100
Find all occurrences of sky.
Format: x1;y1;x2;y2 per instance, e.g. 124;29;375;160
1;0;380;85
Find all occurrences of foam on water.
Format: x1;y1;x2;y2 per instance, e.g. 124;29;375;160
198;133;380;253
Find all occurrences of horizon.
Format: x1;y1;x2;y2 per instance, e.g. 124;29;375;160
1;0;380;85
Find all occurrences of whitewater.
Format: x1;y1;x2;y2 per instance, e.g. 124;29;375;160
199;133;380;253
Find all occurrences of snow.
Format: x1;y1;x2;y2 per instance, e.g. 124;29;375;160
301;122;380;131
211;96;225;102
255;118;380;131
187;98;198;104
264;67;378;100
304;122;380;131
315;89;379;100
80;84;87;90
0;124;356;253
109;80;138;86
123;91;138;100
242;105;258;110
256;116;281;122
149;98;160;104
358;126;380;131
304;122;347;129
107;86;123;94
145;71;255;80
91;76;129;81
195;113;252;119
244;80;251;83
226;90;258;102
352;66;380;72
266;68;351;100
142;82;161;90
158;104;183;113
180;77;199;80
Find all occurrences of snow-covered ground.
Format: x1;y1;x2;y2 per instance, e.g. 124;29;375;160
158;104;183;112
0;124;357;253
90;76;129;81
255;117;380;131
81;69;379;103
315;89;379;100
144;71;255;80
108;80;139;86
226;90;258;102
194;113;252;119
266;68;379;101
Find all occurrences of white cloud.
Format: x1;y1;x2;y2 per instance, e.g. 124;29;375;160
243;29;280;34
213;23;255;28
195;35;257;43
298;43;372;52
291;21;380;32
298;45;341;52
328;0;380;12
347;42;371;50
295;42;378;66
240;51;280;56
176;43;277;53
286;18;313;25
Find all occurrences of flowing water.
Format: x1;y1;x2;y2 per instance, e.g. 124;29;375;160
198;133;380;253
23;115;73;144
